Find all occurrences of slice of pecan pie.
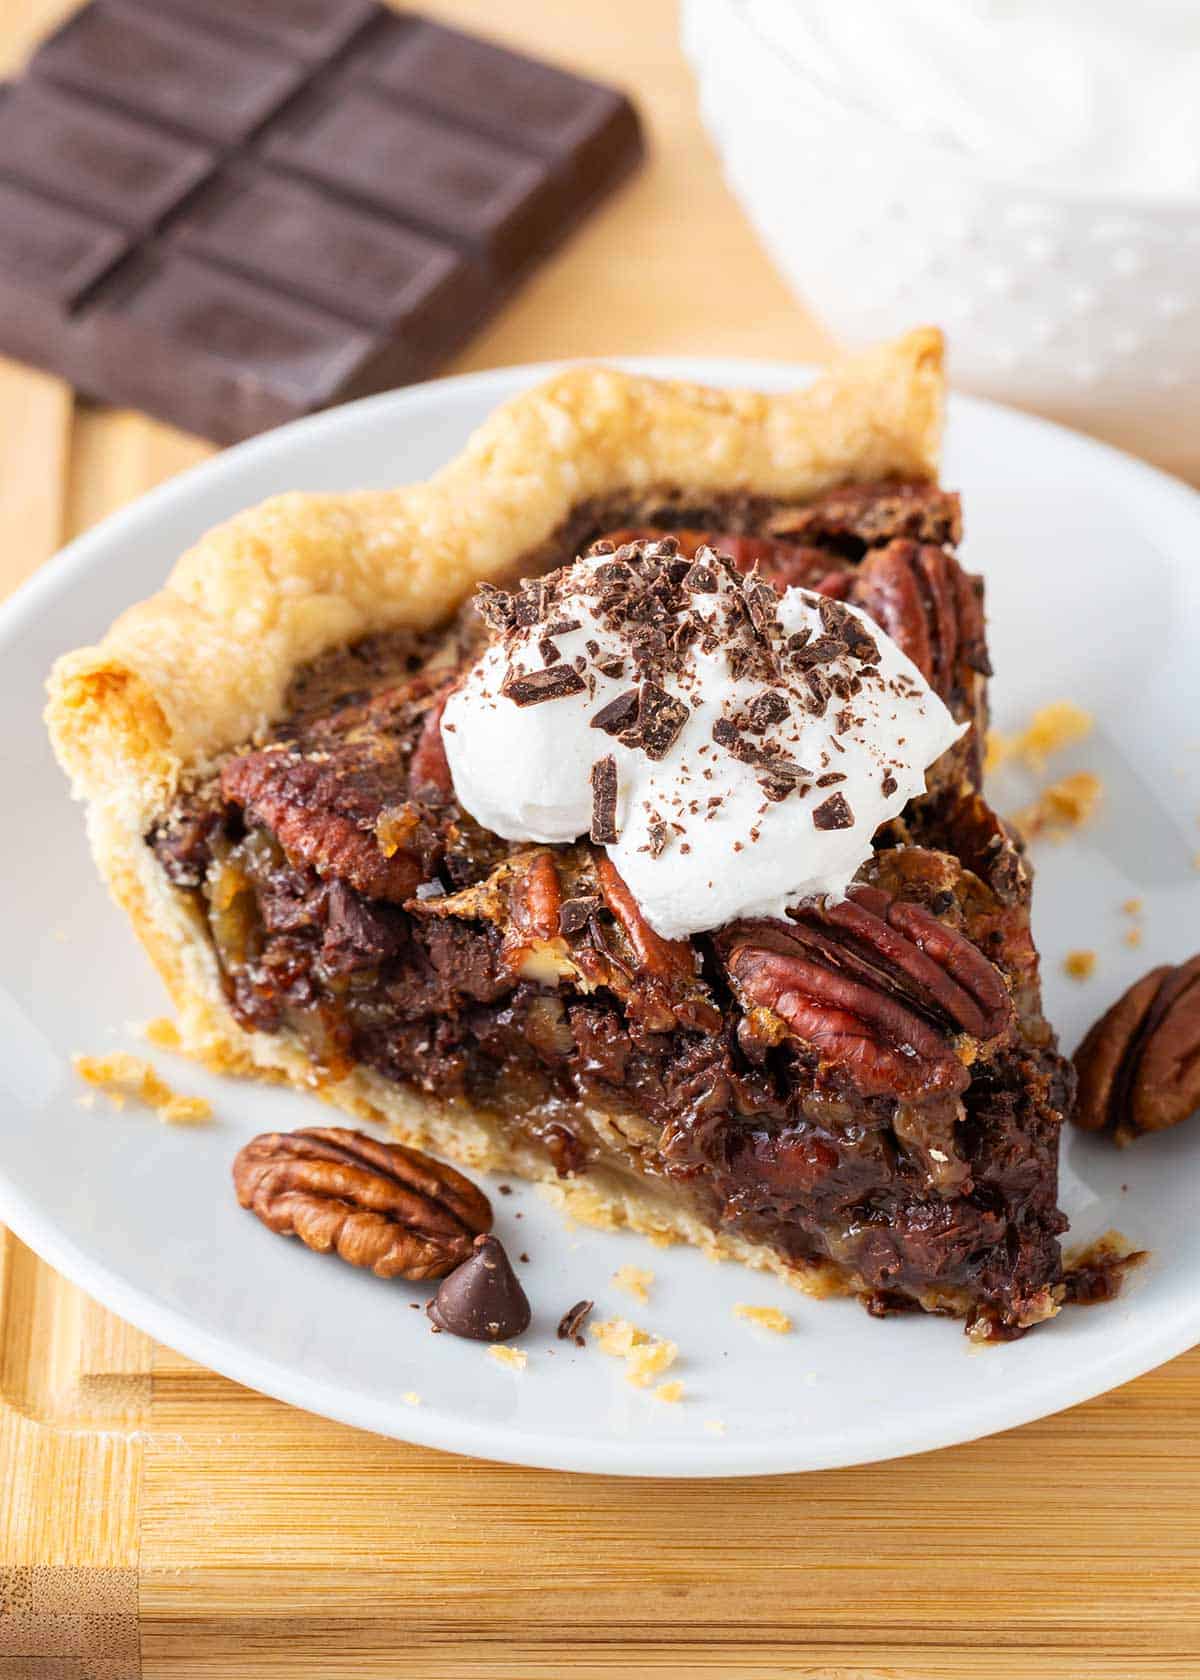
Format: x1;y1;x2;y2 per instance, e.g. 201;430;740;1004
47;330;1072;1338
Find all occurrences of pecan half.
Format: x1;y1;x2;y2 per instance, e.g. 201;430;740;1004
1073;954;1200;1144
594;856;721;1034
719;883;1012;1098
847;539;990;701
501;849;573;984
233;1127;492;1279
221;673;454;903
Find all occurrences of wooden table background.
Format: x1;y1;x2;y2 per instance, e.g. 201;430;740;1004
2;2;1198;1675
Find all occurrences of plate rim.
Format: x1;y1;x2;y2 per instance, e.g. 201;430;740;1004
6;355;1200;1476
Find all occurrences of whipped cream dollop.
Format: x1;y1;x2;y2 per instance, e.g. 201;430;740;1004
441;543;964;941
745;0;1200;198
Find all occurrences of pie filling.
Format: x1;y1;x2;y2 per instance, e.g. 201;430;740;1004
148;479;1071;1338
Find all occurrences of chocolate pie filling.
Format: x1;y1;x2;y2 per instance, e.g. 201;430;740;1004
147;479;1070;1338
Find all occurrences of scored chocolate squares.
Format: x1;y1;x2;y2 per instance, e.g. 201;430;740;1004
0;0;643;443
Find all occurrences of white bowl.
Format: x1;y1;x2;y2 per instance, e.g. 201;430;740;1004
683;0;1200;472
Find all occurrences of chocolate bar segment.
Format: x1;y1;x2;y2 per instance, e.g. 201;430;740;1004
174;165;485;336
31;1;310;145
0;1;643;442
0;80;214;234
0;178;128;368
364;18;643;202
149;0;379;62
80;251;388;442
263;82;560;277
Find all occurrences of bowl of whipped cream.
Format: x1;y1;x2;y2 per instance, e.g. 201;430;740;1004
683;0;1200;471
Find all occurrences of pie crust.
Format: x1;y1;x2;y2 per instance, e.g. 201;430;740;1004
47;330;982;1293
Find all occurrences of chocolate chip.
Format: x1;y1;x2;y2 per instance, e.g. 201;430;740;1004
557;1299;594;1346
813;792;854;830
502;664;586;706
590;688;640;735
426;1233;532;1342
590;754;619;843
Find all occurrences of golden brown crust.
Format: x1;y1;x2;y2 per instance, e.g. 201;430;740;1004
45;333;947;1288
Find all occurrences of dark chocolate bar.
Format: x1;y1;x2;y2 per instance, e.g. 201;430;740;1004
0;1;642;443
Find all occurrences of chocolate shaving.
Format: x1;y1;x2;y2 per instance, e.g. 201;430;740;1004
812;791;855;830
635;682;689;760
513;580;545;628
791;633;847;670
646;817;671;857
746;691;790;733
881;770;899;797
683;561;717;592
815;772;847;787
591;689;640;736
590;755;619;844
557;1299;594;1346
559;895;600;936
475;583;516;634
502;665;586;706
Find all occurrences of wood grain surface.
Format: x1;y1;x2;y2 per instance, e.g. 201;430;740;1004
2;2;1198;1676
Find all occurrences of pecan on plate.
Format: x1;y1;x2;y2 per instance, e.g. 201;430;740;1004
847;539;990;703
718;882;1013;1099
233;1127;492;1279
1073;954;1200;1144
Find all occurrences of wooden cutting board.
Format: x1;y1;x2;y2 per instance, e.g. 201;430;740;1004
3;2;1199;1674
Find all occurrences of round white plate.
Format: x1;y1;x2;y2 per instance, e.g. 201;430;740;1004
4;359;1199;1477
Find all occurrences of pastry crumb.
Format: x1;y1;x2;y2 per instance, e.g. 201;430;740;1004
1013;771;1103;841
590;1317;644;1359
612;1264;653;1304
703;1418;726;1436
1121;898;1144;916
625;1338;678;1387
401;1391;421;1406
989;700;1093;775
73;1052;212;1125
1063;950;1097;981
488;1345;527;1371
653;1380;684;1404
1124;926;1144;948
734;1303;793;1334
142;1016;182;1051
590;1317;678;1387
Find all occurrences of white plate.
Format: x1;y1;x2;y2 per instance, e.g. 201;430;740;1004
4;359;1199;1477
